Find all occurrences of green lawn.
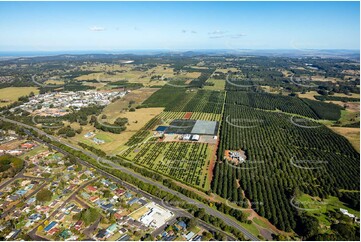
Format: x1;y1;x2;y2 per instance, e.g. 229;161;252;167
94;133;114;142
204;78;225;91
20;146;48;158
338;109;360;125
240;222;260;237
253;217;269;228
295;193;360;226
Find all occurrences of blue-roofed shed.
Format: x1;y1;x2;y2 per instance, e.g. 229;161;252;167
44;221;57;232
156;126;168;132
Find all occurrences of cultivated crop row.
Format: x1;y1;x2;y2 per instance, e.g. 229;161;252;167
213;101;359;232
121;141;211;189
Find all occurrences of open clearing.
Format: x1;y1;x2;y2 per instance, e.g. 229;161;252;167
297;91;318;100
44;79;65;85
216;68;239;73
129;206;149;220
105;88;159;111
261;86;283;95
310;75;340;83
68;107;163;154
329;127;360;152
102;107;164;132
204;78;225;91
76;64;200;87
338;109;360;125
295;194;360;228
67;88;161;154
0;87;39;107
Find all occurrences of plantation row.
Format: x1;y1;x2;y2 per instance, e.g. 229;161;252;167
142;86;224;114
175;90;225;114
226;91;342;120
314;95;360;102
124;116;162;146
160;111;222;122
121;140;211;189
142;86;196;110
125;130;150;146
302;98;343;120
212;102;359;232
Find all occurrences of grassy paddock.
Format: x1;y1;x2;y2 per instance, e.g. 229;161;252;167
0;87;39;107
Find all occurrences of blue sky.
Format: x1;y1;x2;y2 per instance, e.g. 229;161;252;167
0;1;359;51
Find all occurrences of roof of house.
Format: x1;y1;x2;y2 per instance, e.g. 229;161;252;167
87;185;97;192
127;197;139;205
178;221;187;229
107;223;117;233
185;231;195;241
44;221;57;232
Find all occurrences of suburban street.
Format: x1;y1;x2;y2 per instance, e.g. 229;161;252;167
0;182;48;219
27;178;98;240
0;116;259;241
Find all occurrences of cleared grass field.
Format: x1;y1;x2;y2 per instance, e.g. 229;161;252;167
66;88;162;154
216;68;239;73
296;91;319;100
76;64;200;87
20;145;48;159
204;78;226;91
44;79;65;85
68;108;163;155
129;206;149;220
329;127;360;152
102;107;164;132
294;194;360;227
0;87;39;107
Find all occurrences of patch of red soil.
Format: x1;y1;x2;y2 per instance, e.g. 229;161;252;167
183;112;193;119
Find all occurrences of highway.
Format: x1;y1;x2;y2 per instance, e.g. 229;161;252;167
0;116;259;241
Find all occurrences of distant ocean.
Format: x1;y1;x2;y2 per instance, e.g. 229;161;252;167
0;51;109;57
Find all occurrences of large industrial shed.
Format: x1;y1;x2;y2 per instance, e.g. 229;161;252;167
164;119;218;135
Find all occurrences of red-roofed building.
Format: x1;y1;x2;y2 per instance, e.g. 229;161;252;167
114;213;123;220
87;185;97;192
48;227;60;235
21;143;35;149
115;189;125;196
89;196;99;203
74;220;83;231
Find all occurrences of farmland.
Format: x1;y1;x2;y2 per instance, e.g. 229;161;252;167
0;53;359;240
120;139;213;190
143;86;225;114
225;91;342;120
213;91;359;232
0;87;39;107
204;78;226;91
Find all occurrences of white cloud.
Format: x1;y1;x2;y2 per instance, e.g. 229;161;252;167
208;30;246;39
230;33;246;38
181;29;197;34
89;26;106;32
208;30;228;35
